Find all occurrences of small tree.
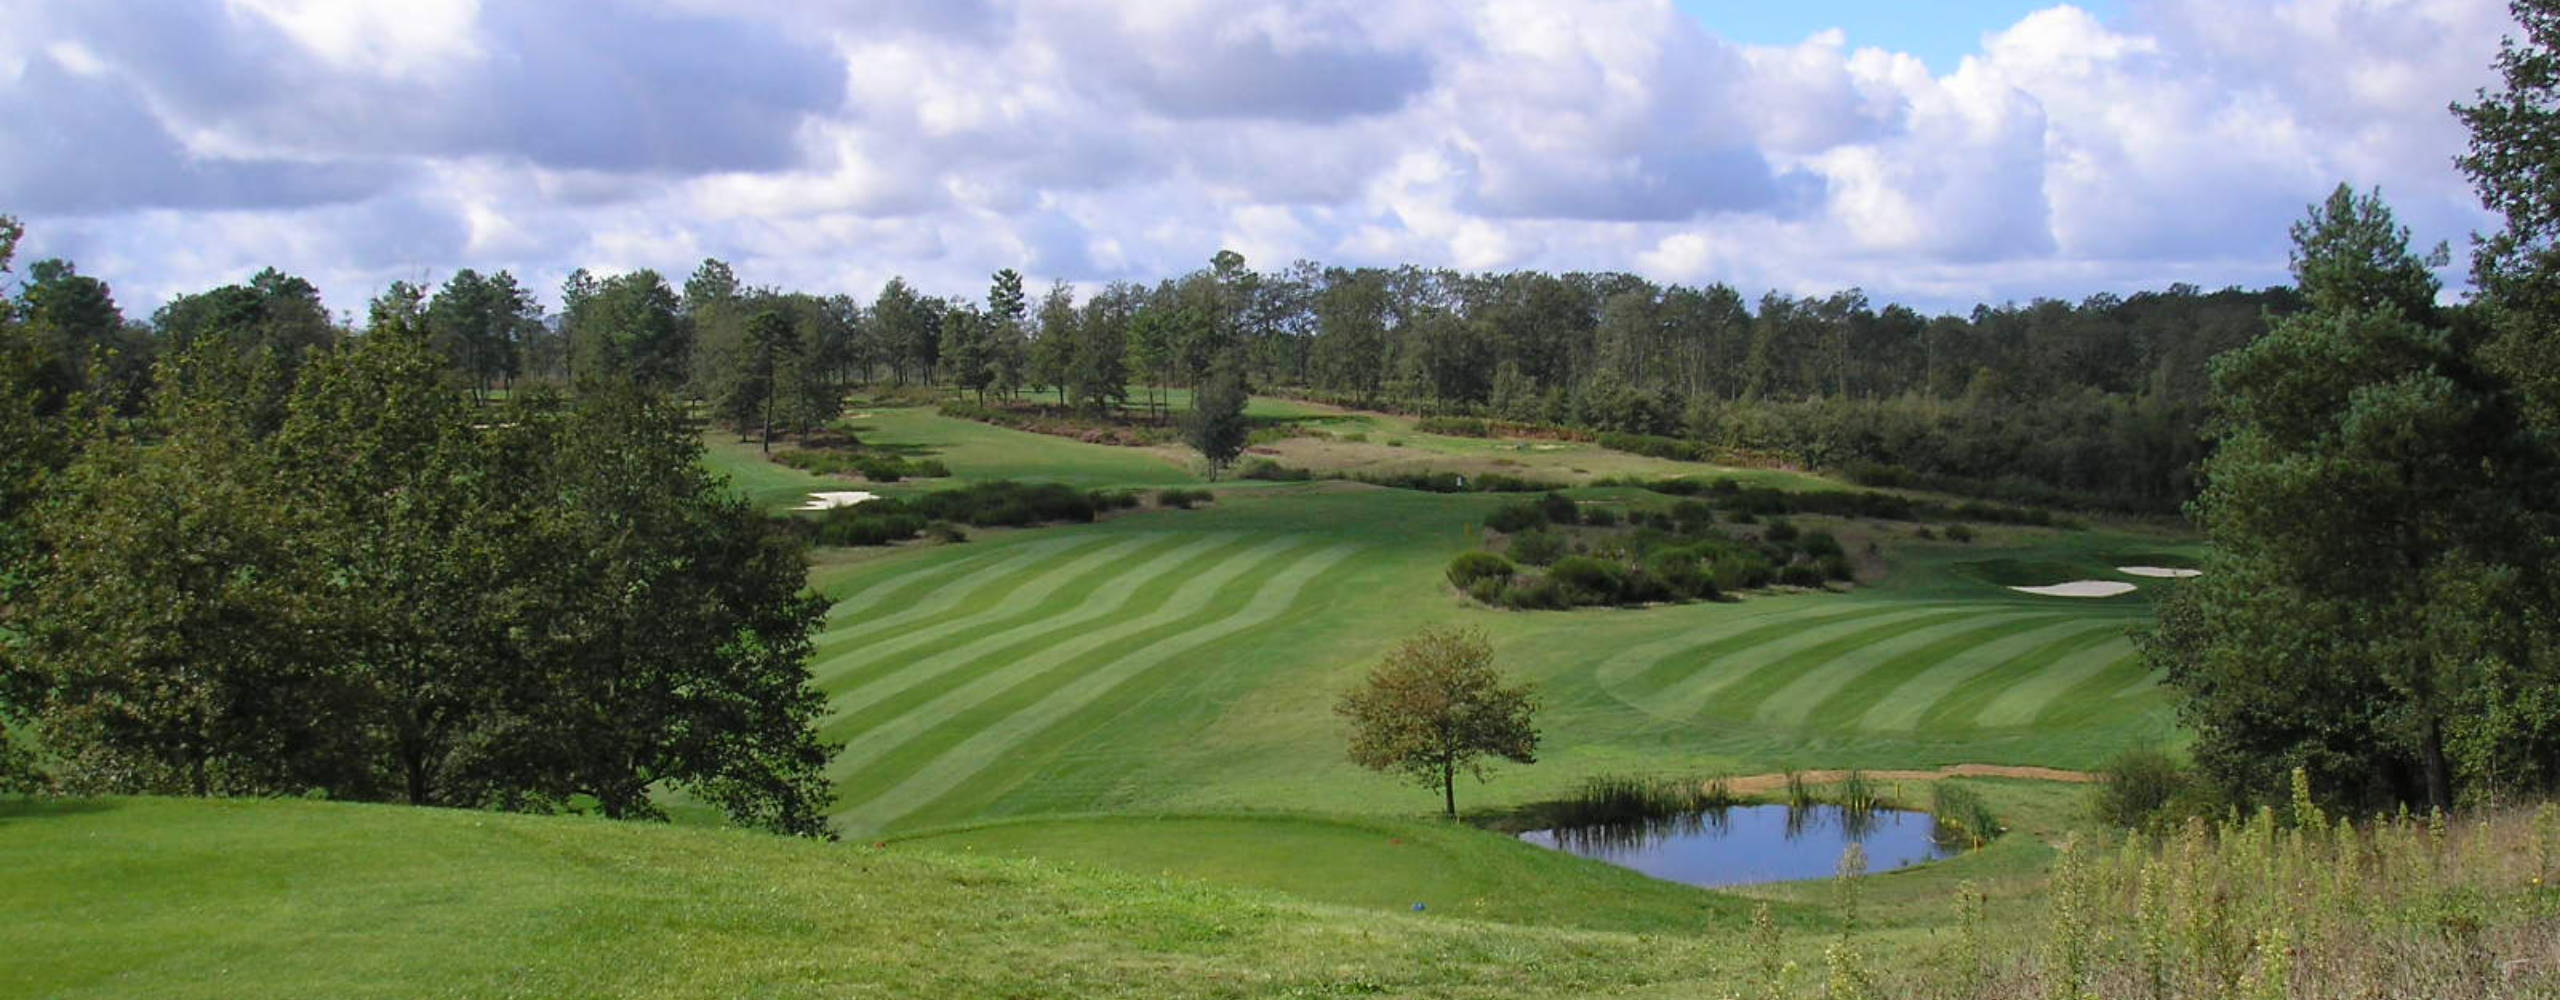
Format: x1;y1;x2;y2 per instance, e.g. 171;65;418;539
1335;625;1538;817
1182;353;1250;480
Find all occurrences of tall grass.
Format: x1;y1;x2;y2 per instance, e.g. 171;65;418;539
1930;782;2003;849
1544;774;1737;830
1896;773;2560;999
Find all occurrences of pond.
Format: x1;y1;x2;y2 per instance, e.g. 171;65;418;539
1517;804;1959;888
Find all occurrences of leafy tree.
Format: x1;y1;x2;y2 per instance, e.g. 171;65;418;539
2457;1;2560;423
14;318;836;833
1335;625;1538;817
569;270;686;390
942;304;993;404
2144;187;2560;810
986;269;1028;398
426;269;540;397
1066;287;1131;413
1031;281;1077;400
1183;352;1250;480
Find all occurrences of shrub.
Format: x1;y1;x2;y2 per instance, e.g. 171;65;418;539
1765;519;1800;543
1154;487;1214;509
1446;551;1518;591
1583;506;1621;528
1238;458;1313;481
1416;416;1492;437
1537;492;1581;526
1779;561;1828;588
1384;437;1405;447
1508;530;1567;566
2089;747;2188;832
1341;431;1370;443
927;522;968;543
1819;553;1855;582
1485;501;1546;534
1944;523;1977;544
902;480;1100;527
1643;549;1716;601
1547;556;1626;604
1088;488;1142;511
1799;530;1843;559
1711;551;1776;591
1495;575;1567;610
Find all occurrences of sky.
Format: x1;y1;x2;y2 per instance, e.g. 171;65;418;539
0;0;2518;319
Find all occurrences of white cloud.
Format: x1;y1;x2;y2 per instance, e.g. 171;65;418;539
3;0;2515;317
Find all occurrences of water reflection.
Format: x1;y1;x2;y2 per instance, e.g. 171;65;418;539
1520;804;1957;888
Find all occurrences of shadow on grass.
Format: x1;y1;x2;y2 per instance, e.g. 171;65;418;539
0;796;126;826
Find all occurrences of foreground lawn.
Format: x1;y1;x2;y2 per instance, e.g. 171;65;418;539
2;797;1760;1000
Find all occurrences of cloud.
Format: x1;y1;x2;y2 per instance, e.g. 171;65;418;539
1;0;2515;318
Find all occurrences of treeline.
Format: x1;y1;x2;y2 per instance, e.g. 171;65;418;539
0;221;835;834
6;216;2285;511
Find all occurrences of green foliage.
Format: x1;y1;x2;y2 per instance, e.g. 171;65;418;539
2091;747;2194;832
1183;354;1251;479
1335;626;1538;817
2148;186;2560;811
12;330;834;835
1443;551;1515;590
1153;487;1214;509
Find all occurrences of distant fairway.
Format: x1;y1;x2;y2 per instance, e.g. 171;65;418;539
808;463;2180;835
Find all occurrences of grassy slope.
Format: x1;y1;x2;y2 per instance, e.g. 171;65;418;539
4;797;1766;1000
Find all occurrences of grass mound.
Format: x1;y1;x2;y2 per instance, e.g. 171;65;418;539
2;797;1753;999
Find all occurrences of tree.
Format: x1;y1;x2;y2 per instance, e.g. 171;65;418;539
986;269;1028;399
1335;626;1538;817
2457;1;2560;423
14;318;836;834
1183;352;1250;480
2143;186;2560;811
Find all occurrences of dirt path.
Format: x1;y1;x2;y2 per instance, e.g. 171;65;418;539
1721;764;2100;794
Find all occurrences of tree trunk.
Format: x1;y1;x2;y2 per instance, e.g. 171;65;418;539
2423;712;2453;814
1442;758;1456;818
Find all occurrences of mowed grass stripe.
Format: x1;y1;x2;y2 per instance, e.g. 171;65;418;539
2028;651;2157;727
1593;602;1896;692
1605;604;1932;713
1629;606;1962;721
813;536;1106;645
837;544;1364;832
817;533;1265;732
809;534;1209;692
1759;613;2063;728
1911;625;2126;732
820;536;1316;778
1706;611;1986;722
1853;618;2110;732
1971;630;2139;728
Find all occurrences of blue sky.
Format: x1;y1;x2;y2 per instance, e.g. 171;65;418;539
0;0;2511;316
1675;0;2124;72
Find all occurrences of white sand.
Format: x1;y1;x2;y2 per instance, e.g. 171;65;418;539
2117;566;2202;578
2009;581;2138;598
795;491;879;511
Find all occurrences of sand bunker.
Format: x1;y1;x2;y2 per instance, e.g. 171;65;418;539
2009;581;2137;598
795;491;878;511
2117;566;2201;578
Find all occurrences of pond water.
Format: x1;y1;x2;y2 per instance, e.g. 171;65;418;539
1517;804;1958;888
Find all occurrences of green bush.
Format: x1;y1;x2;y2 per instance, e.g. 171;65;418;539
1154;488;1214;509
1583;506;1621;528
1945;523;1977;543
1642;549;1716;601
1415;416;1492;437
1495;575;1567;610
2089;747;2189;832
1765;519;1799;543
1446;551;1517;591
1238;458;1313;481
1778;562;1827;588
1485;500;1546;534
1537;492;1581;526
1547;556;1626;603
1711;551;1775;591
1508;530;1567;566
1087;489;1142;511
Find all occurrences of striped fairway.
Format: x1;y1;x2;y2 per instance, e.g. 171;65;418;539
806;490;2179;833
1598;597;2151;736
818;527;1371;833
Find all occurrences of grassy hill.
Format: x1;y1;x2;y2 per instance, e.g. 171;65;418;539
5;796;1786;999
